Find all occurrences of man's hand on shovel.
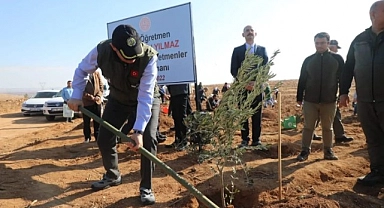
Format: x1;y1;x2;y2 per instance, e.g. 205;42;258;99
127;133;143;152
67;98;83;111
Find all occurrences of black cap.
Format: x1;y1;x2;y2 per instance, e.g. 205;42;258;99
329;40;341;49
112;25;143;60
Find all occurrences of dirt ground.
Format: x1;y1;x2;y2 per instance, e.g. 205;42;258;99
1;80;384;208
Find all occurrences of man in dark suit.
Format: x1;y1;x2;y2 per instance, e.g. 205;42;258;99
230;25;268;147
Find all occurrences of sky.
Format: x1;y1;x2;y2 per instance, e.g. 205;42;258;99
0;0;377;91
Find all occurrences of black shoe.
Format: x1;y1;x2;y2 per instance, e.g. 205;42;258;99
324;149;338;160
335;136;353;143
250;141;262;146
357;170;384;186
91;174;122;191
238;140;249;148
297;150;310;161
175;142;188;151
140;188;156;205
313;134;322;141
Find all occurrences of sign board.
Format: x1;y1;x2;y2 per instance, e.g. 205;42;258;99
107;3;196;85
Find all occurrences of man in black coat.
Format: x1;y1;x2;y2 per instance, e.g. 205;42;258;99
230;25;268;147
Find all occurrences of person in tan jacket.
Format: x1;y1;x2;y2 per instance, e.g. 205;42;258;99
82;71;104;143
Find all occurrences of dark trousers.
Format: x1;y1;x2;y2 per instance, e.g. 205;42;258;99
97;97;160;189
160;94;165;104
82;103;101;140
168;99;173;116
171;94;188;142
122;107;162;138
241;94;263;144
332;107;345;138
187;96;192;115
358;101;384;173
196;97;202;112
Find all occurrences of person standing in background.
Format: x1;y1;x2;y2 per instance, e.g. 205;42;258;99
313;40;353;143
230;25;269;147
82;71;104;143
339;0;384;186
166;84;190;150
296;32;343;162
62;80;74;122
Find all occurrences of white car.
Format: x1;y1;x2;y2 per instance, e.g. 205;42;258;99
43;90;82;121
43;95;65;121
21;90;60;116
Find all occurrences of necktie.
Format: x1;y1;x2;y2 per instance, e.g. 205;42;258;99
249;45;254;55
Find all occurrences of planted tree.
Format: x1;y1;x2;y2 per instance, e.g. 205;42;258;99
186;50;279;208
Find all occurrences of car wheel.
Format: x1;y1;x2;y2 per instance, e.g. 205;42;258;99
45;115;55;121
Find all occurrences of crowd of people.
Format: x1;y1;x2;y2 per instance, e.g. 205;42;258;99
61;1;384;205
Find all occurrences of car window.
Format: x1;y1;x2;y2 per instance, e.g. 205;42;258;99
54;90;62;97
33;92;58;98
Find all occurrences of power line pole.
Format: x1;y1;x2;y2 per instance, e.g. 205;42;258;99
39;82;46;90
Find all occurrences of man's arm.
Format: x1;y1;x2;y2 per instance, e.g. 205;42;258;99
296;58;309;103
133;55;158;132
83;90;94;101
261;47;269;66
61;89;66;100
340;41;356;95
95;71;104;98
230;48;239;78
72;47;99;100
159;86;165;96
333;54;345;86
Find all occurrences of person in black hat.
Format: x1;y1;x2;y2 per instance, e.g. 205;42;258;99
329;40;341;53
67;24;160;205
329;39;353;143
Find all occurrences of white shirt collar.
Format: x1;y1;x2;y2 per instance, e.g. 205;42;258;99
245;43;257;53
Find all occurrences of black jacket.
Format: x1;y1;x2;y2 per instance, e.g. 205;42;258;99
340;27;384;102
297;50;344;103
230;43;268;78
167;84;189;97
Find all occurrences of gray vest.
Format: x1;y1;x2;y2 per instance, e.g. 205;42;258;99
97;40;160;105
